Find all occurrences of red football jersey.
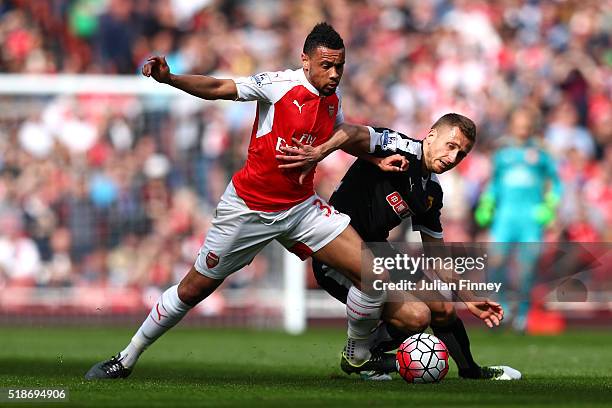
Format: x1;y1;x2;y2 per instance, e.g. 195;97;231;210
231;69;344;211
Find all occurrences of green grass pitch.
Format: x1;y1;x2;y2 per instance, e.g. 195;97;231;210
0;326;611;407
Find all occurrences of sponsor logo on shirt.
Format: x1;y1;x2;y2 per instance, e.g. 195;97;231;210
386;192;413;219
275;134;316;152
296;133;315;145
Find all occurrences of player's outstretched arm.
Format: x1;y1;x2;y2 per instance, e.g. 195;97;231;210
336;123;376;157
142;56;238;100
276;124;408;183
274;123;364;184
276;124;407;183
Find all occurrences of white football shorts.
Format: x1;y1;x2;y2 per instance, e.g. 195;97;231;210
194;181;351;280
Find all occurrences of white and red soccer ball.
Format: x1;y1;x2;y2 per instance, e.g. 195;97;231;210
396;333;449;383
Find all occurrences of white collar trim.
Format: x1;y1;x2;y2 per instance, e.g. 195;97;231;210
298;68;319;96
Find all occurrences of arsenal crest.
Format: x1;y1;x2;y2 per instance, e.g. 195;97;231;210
328;105;335;117
206;251;220;269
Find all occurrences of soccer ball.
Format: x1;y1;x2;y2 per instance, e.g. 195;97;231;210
396;333;449;383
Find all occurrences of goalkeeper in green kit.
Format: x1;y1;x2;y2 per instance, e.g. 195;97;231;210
475;108;562;332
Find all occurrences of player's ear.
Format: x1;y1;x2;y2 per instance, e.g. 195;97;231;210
425;129;436;144
301;52;310;72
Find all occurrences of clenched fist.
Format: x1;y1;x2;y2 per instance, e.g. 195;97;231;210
142;56;171;83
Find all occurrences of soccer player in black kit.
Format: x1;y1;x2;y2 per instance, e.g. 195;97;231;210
277;113;521;380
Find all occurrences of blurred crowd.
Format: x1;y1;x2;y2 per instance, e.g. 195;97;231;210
0;0;610;291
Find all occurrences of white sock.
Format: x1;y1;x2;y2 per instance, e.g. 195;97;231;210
119;285;192;368
345;286;384;364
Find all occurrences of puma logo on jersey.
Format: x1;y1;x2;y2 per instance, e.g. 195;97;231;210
293;100;306;113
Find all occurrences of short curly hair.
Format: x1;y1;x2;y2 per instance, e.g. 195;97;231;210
303;22;345;55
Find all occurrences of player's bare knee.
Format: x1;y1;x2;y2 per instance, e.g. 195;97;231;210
389;302;430;333
177;280;202;306
412;303;432;332
430;302;456;326
177;267;222;306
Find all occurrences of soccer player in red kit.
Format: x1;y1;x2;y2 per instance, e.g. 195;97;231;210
85;23;389;379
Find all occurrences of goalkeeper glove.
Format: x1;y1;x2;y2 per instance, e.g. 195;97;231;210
475;193;495;227
534;192;560;226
